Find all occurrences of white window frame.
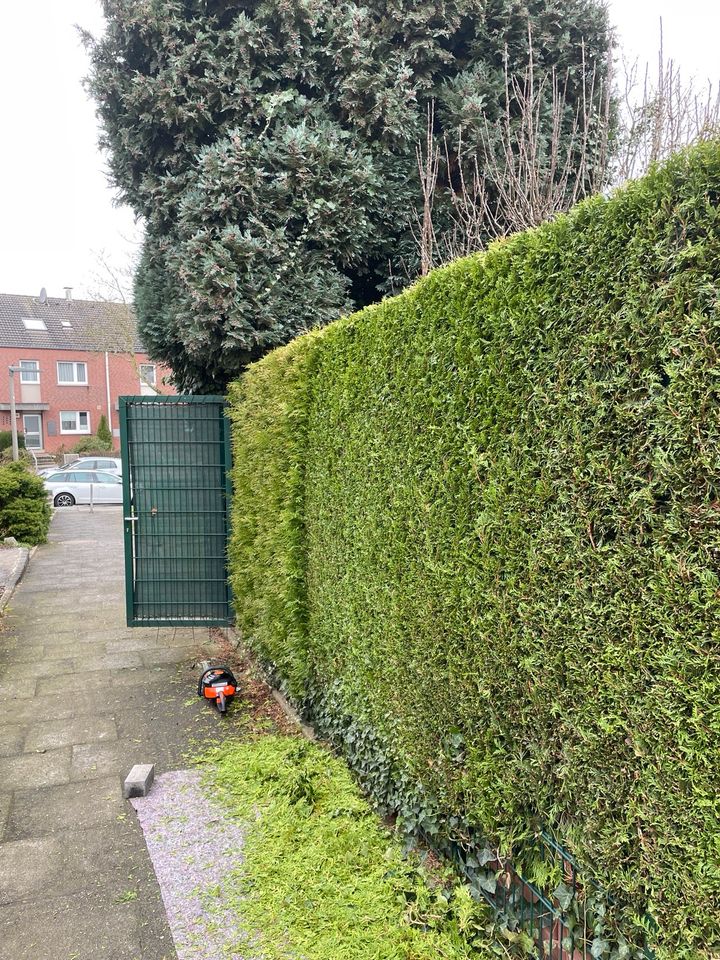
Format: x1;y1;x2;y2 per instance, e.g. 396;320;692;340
19;360;40;383
59;411;91;435
57;361;88;385
139;363;157;386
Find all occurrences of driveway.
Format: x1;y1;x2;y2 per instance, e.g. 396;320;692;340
0;506;223;960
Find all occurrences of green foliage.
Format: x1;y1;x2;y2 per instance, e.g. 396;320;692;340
85;0;611;392
0;430;25;452
202;735;511;959
73;435;112;454
228;331;324;698
0;461;51;545
96;414;112;448
229;143;720;958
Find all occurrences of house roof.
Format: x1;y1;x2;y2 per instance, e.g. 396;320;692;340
0;292;146;353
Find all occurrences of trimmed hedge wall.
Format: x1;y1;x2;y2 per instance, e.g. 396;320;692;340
0;461;51;545
229;143;720;958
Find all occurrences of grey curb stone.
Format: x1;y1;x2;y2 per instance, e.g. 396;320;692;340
0;546;31;613
123;763;155;799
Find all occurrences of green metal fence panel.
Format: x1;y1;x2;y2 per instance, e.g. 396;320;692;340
120;395;233;627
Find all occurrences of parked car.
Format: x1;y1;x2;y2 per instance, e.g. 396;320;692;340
38;457;123;479
43;470;124;507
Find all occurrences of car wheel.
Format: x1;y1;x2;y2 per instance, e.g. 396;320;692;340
54;493;76;507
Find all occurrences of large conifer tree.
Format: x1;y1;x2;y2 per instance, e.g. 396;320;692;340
86;0;611;392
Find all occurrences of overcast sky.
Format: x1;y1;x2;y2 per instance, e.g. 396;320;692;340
0;1;718;302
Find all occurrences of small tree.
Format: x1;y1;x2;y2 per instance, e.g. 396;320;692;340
96;415;112;450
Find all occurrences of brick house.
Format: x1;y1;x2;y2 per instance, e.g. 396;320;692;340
0;289;174;454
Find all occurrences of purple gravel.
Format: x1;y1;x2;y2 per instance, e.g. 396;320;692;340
131;769;250;960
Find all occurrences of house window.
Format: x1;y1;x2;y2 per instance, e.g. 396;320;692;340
57;361;88;385
139;364;156;387
59;411;90;434
19;360;40;383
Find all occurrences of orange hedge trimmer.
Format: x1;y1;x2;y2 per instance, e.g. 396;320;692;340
197;666;237;715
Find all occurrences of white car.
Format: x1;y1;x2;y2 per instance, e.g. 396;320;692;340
38;457;123;479
43;470;124;507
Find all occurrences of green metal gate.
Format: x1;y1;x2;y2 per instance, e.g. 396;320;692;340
120;395;233;627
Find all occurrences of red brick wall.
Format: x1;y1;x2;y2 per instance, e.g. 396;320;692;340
0;347;175;453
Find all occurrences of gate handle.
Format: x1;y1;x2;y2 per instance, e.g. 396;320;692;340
124;516;138;523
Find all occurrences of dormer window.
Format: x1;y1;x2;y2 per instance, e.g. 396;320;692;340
22;317;47;331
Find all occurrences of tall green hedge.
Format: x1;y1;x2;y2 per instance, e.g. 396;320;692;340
229;142;720;958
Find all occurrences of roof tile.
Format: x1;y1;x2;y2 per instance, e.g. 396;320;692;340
0;293;145;353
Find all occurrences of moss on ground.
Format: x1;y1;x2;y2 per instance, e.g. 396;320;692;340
200;735;517;960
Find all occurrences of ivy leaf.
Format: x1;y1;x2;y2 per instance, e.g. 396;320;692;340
591;938;611;958
553;882;574;912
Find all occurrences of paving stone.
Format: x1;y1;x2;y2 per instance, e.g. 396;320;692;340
140;645;199;667
6;777;124;840
0;747;71;789
0;898;145;960
40;640;106;659
24;715;118;752
36;669;108;697
106;635;163;653
0;835;65;902
123;762;155;798
71;739;156;782
72;651;144;672
0;723;25;758
0;643;45;664
0;793;10;841
0;657;75;682
112;664;181;687
6;689;119;723
0;679;36;699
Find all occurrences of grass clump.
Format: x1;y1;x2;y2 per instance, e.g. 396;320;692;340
202;735;511;960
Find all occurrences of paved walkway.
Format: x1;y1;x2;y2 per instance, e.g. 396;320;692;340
0;506;222;960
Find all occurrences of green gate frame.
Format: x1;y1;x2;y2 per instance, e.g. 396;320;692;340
120;395;234;627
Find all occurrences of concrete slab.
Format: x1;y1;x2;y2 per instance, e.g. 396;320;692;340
0;793;9;841
35;669;108;697
6;776;123;840
0;748;71;789
71;739;156;782
140;645;200;667
0;834;65;902
40;640;106;659
0;723;25;758
72;651;144;672
0;657;75;681
5;689;121;723
0;679;36;699
0;898;144;960
24;715;118;752
0;642;45;663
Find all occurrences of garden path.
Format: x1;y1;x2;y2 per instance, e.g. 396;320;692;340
0;506;223;960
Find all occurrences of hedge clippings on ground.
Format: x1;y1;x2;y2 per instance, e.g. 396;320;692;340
229;143;720;958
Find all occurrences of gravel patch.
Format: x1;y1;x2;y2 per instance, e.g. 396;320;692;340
131;769;251;959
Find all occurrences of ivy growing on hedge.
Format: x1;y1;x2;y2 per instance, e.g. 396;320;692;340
229;142;720;958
